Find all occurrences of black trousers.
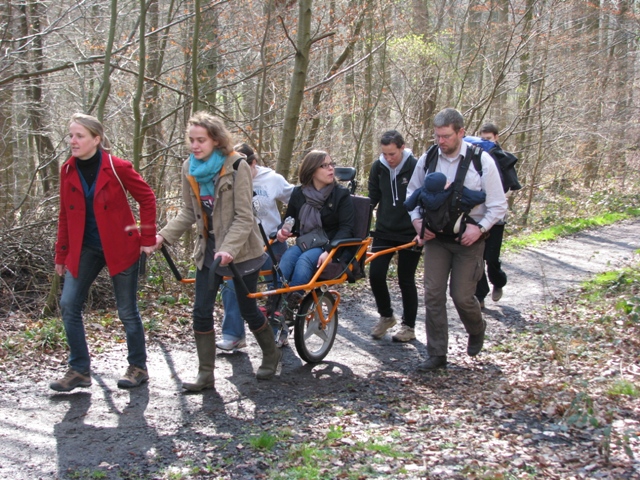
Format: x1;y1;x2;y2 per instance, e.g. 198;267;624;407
369;237;422;328
475;223;508;301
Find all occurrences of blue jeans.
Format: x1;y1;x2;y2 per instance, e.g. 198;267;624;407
221;241;287;340
60;245;146;373
278;245;323;287
194;264;265;333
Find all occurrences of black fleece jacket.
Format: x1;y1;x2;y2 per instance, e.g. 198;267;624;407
368;154;418;242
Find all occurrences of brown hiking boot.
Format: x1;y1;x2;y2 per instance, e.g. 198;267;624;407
416;356;447;372
117;365;149;389
49;368;91;392
467;319;487;357
491;286;503;302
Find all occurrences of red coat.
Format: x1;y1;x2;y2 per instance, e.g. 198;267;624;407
55;151;157;277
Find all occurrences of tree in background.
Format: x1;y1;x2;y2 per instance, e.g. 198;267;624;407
0;0;638;313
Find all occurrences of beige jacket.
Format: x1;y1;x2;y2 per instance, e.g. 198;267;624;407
159;153;264;270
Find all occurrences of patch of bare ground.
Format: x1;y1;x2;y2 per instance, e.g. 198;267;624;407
0;219;638;479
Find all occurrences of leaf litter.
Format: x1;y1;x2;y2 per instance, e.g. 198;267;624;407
0;220;639;479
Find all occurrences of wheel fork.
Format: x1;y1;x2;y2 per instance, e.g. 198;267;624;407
307;289;340;329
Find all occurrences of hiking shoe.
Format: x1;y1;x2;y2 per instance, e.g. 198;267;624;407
275;328;289;348
491;287;503;302
417;356;447;372
216;336;247;351
371;315;397;339
49;369;91;392
117;365;149;389
284;292;303;325
392;324;416;342
467;319;487;357
265;294;282;316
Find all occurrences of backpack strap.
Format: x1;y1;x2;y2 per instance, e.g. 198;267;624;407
471;146;482;177
424;143;482;178
186;174;209;238
450;150;473;211
424;143;482;175
451;145;484;208
424;144;439;174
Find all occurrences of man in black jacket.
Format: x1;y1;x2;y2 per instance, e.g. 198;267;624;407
475;122;521;307
368;130;422;342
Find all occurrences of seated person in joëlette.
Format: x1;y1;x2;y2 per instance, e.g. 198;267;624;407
276;150;355;321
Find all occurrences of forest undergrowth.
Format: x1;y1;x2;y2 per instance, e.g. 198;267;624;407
1;184;639;318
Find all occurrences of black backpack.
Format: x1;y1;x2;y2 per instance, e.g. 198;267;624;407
487;146;522;192
463;136;522;193
419;144;483;240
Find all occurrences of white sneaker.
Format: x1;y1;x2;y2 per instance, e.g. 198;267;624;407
216;336;247;351
371;315;397;339
392;325;416;342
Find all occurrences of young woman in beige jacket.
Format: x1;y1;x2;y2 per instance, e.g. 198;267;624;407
155;112;280;390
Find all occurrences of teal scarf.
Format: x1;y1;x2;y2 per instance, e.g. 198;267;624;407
188;150;225;198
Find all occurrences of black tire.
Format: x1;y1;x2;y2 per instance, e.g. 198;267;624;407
293;289;338;363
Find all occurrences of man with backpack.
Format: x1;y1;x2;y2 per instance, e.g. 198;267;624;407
407;108;507;371
473;122;522;308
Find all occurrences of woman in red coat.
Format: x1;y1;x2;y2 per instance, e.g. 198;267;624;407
50;113;157;392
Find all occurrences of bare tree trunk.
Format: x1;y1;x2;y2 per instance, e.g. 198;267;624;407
275;0;313;180
514;0;536;209
24;0;57;195
255;0;276;160
353;11;379;177
491;0;509;121
42;273;60;317
132;0;148;171
412;0;437;152
521;6;552;226
191;0;201;113
97;0;119;121
302;12;364;152
580;0;603;189
0;0;15;221
203;8;219;109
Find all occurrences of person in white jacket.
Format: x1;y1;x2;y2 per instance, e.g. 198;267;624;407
217;143;294;351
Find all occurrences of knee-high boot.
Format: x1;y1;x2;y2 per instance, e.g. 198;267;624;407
252;321;282;380
182;331;216;391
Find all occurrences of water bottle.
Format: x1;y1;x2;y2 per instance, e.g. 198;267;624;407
282;216;295;234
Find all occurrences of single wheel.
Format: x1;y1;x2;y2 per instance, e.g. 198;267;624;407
294;289;338;363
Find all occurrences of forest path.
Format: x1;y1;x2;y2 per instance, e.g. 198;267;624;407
0;218;638;479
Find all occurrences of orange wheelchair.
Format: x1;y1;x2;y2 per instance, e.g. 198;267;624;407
162;166;417;363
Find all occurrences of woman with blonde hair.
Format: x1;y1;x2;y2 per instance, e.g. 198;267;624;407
155;112;281;390
51;113;157;392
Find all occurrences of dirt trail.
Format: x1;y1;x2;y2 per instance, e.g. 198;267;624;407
0;219;638;479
